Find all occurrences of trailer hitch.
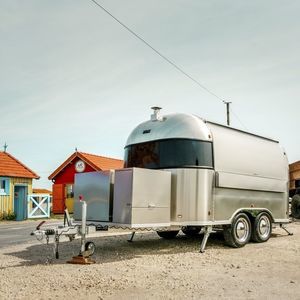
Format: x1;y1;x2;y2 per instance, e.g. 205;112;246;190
36;220;46;230
30;221;46;236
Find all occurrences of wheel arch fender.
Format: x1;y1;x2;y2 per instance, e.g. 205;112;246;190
229;208;275;225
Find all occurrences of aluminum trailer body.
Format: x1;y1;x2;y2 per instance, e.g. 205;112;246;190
123;111;289;227
31;109;291;259
74;168;172;227
72;110;290;248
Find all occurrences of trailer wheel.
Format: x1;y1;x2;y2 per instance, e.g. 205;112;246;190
251;212;272;243
291;195;300;219
182;226;201;237
156;230;179;239
85;241;95;256
223;213;251;248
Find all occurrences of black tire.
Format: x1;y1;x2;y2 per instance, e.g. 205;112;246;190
291;194;300;219
182;226;202;237
223;213;251;248
85;241;95;256
156;230;179;239
251;212;272;243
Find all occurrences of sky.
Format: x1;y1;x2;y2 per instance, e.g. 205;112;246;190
1;0;300;189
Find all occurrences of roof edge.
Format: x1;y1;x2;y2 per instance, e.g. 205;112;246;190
0;151;40;179
48;152;79;180
78;152;123;163
48;151;123;180
205;120;279;143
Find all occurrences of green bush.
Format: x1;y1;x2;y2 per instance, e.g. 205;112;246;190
6;212;16;220
0;211;16;221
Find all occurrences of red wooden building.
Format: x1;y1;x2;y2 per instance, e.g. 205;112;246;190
48;151;123;214
289;160;300;197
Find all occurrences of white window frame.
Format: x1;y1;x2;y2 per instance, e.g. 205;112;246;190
0;177;10;195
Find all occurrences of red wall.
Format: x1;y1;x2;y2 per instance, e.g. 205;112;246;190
54;158;96;184
52;158;97;213
52;184;64;214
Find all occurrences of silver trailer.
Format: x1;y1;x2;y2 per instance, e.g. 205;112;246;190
32;108;292;261
74;108;290;249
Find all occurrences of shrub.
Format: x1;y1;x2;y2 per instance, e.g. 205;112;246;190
6;212;16;220
0;211;16;221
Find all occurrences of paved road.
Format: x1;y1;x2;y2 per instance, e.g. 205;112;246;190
0;220;62;248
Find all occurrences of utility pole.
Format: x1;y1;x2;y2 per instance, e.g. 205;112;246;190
223;101;232;126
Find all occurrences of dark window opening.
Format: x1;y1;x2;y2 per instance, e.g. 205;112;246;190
124;139;213;169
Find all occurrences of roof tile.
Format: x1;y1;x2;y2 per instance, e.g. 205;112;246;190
48;151;124;180
0;151;39;179
79;152;124;171
33;188;52;194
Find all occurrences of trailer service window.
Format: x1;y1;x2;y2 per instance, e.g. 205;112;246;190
124;139;213;169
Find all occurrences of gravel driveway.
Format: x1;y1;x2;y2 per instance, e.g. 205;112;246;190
0;221;299;299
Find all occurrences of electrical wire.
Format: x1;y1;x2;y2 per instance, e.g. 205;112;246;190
230;107;248;131
89;0;249;130
89;0;223;102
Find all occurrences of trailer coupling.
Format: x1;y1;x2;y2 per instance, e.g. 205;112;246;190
31;201;96;264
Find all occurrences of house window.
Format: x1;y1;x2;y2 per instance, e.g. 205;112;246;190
65;184;74;198
0;177;10;195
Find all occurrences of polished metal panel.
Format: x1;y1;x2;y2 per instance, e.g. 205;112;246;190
207;122;288;222
166;169;214;224
206;120;278;143
206;121;289;222
216;171;287;193
206;122;288;185
113;168;171;226
213;187;288;221
72;112;289;228
126;113;212;146
74;171;113;222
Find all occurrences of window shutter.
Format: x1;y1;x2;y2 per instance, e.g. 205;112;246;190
5;178;10;195
0;178;10;195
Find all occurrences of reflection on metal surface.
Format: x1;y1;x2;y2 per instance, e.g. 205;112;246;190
258;215;271;239
74;171;114;222
235;218;250;243
113;168;171;226
124;139;213;169
74;112;289;229
126;113;212;146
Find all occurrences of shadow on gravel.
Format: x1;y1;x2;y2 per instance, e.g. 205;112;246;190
1;231;226;268
3;222;295;269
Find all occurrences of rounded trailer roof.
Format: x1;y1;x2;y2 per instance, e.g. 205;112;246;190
125;113;212;146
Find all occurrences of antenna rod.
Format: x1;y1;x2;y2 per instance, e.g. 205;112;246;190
223;101;232;126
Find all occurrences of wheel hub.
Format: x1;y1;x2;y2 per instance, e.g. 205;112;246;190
258;216;270;238
235;218;249;243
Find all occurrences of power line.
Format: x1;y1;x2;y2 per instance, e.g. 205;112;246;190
89;0;223;102
230;107;248;131
89;0;249;130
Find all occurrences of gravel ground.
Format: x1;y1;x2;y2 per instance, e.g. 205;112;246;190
0;221;299;300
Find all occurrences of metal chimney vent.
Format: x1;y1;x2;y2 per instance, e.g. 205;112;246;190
151;106;163;121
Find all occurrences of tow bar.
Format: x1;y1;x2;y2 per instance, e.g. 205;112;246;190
31;200;96;264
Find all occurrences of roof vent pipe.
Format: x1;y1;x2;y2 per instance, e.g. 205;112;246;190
151;106;163;121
